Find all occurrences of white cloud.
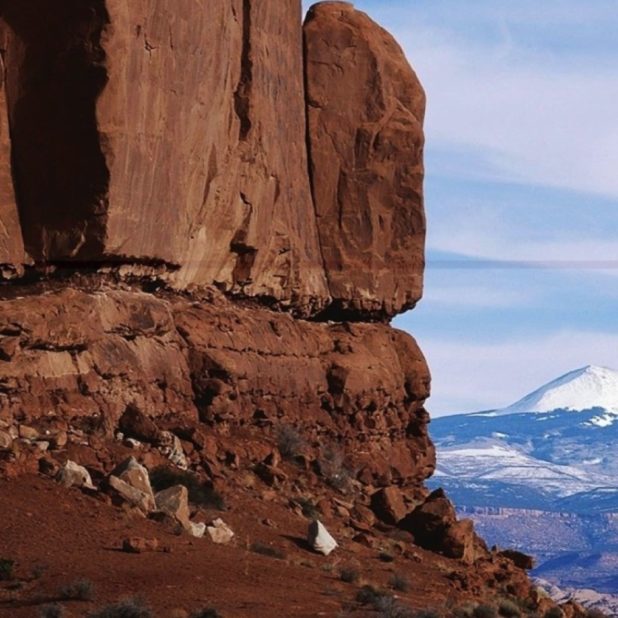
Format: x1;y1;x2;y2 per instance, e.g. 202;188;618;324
419;331;618;416
429;226;618;266
421;284;533;309
382;11;618;199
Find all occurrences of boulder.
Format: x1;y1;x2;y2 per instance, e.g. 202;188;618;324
0;430;12;450
124;438;143;449
18;425;38;440
155;485;191;529
122;537;160;554
0;336;19;360
206;518;235;545
399;489;488;563
109;475;153;513
118;406;161;444
498;549;535;570
57;460;96;490
159;431;188;470
110;457;156;511
371;487;408;525
308;520;338;556
304;1;426;319
187;522;206;539
441;519;488;565
50;431;68;449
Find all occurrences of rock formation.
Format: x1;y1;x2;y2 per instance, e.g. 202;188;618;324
304;2;426;319
0;287;434;487
0;1;545;613
0;0;328;312
0;45;25;276
0;0;424;319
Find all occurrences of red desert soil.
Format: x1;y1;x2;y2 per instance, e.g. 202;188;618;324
1;475;464;617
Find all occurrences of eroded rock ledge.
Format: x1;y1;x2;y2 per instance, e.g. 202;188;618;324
0;286;434;489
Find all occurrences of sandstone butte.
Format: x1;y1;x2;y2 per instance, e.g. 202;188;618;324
0;2;574;617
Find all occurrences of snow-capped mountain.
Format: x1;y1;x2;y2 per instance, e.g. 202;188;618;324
430;365;618;510
429;365;618;597
486;365;618;417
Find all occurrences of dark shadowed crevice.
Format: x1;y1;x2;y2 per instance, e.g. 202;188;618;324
310;298;390;324
1;0;110;262
233;0;253;141
230;191;257;285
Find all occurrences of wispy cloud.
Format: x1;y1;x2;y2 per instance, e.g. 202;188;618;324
421;284;533;309
357;1;618;199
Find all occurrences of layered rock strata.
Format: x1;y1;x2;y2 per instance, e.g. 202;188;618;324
0;287;434;487
0;0;328;312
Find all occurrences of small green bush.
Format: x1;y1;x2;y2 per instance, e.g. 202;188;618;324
317;445;353;492
340;568;360;584
89;598;152;618
498;599;520;618
276;424;306;460
190;609;221;618
59;578;95;601
356;585;384;606
355;586;413;617
39;605;65;618
374;595;414;618
250;542;286;560
389;573;410;592
474;606;498;618
0;558;14;581
414;611;441;618
452;605;475;618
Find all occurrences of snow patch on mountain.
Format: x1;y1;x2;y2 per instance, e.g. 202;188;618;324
438;438;604;498
430;364;618;508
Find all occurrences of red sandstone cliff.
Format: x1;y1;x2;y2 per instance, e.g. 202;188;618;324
0;2;552;616
0;0;432;486
0;0;424;319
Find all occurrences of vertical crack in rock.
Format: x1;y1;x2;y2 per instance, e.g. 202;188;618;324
234;0;253;141
302;27;332;297
230;192;257;285
1;0;111;263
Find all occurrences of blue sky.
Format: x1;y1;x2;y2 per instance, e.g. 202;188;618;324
305;1;618;415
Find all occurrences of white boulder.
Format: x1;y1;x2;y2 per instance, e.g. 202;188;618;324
57;460;96;490
206;518;235;545
308;520;338;556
